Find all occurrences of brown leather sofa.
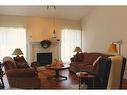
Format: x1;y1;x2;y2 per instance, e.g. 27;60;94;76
3;56;41;89
70;52;112;74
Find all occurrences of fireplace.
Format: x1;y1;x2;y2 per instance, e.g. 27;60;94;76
37;52;52;66
29;41;60;65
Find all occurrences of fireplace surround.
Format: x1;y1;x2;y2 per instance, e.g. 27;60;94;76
29;41;60;64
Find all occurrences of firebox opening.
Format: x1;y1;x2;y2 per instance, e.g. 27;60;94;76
37;52;52;66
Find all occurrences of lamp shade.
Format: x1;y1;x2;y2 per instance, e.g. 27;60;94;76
74;47;82;53
108;43;118;53
12;48;23;56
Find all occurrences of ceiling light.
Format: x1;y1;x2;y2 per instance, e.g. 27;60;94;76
47;6;56;10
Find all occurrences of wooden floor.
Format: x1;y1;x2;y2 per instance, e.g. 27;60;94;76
3;68;127;89
121;79;127;89
38;68;79;89
38;68;127;89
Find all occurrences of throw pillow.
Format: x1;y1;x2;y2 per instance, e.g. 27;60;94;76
13;56;27;63
74;53;84;62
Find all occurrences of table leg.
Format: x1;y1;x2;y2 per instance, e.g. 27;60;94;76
79;77;81;89
56;70;67;80
55;69;59;77
47;69;67;81
93;78;94;88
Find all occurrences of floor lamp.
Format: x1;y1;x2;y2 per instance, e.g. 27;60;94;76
108;40;122;55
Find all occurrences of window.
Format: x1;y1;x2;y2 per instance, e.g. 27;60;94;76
0;27;26;62
61;29;81;63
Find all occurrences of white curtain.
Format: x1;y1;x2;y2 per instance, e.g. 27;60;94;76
0;27;26;62
61;29;81;63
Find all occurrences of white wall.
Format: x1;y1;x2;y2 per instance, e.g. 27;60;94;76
0;15;81;42
0;15;27;27
82;7;127;57
81;7;127;79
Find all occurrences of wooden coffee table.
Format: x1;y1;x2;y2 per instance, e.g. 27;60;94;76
45;64;70;81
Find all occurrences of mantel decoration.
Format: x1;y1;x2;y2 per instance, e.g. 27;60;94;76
40;40;51;49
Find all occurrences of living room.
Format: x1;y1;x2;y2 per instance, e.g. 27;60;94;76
0;5;127;91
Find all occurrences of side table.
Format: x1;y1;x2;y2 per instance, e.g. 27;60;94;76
76;72;95;89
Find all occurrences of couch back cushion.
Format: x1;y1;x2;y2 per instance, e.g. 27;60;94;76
83;53;111;64
83;53;100;64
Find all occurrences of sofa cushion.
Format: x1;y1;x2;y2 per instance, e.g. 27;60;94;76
83;53;101;64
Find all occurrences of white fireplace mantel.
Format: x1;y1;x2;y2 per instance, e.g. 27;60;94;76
29;40;61;63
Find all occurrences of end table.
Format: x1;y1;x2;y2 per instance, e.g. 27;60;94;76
76;72;95;89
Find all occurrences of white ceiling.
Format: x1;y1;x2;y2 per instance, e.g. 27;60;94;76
0;6;94;20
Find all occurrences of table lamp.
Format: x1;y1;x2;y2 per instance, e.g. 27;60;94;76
108;43;118;54
74;46;82;54
12;48;23;57
108;40;122;55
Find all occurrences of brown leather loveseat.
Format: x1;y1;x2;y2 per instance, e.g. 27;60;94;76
70;52;112;74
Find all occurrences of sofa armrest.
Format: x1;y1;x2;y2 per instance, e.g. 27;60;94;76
6;68;37;77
